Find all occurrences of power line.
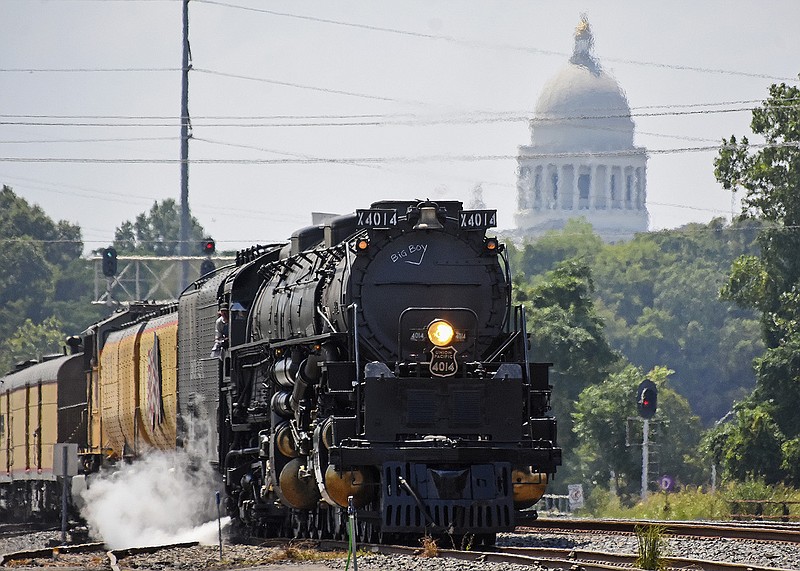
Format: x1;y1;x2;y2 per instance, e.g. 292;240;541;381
5;101;798;129
1;174;309;223
193;0;796;82
2;98;796;120
0;150;727;164
0;137;178;144
2;140;795;165
0;67;179;73
2;221;796;247
192;68;429;105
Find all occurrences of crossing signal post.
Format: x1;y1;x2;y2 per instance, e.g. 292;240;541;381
201;239;216;276
100;247;118;307
637;380;658;419
102;247;118;277
636;379;658;500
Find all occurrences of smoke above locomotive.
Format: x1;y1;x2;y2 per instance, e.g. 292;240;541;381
0;199;560;546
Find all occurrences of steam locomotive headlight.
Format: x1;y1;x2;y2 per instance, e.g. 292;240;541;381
427;319;455;347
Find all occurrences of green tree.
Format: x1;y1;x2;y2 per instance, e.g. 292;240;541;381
0;317;66;374
114;199;207;256
518;260;620;488
511;218;604;277
0;186;105;339
709;79;800;484
513;219;762;426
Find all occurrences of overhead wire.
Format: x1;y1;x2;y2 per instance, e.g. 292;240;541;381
3;97;800;121
1;139;796;165
193;0;796;82
0;137;179;144
0;67;179;73
3;100;799;129
2;219;799;247
192;68;428;105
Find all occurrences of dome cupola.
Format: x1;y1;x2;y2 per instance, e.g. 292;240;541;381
531;15;634;152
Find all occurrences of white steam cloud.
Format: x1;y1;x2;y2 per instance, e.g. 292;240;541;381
79;449;230;549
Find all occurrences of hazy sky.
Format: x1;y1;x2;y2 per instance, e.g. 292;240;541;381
2;0;799;253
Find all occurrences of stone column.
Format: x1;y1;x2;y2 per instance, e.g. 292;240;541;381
573;163;581;210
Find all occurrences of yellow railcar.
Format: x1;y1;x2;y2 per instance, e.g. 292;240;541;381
0;354;85;519
98;311;178;456
137;313;179;450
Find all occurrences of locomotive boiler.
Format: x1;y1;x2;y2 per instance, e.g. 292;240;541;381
0;199;560;545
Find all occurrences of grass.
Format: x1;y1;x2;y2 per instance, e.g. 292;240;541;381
267;541;345;563
419;535;439;557
577;479;800;521
634;524;668;571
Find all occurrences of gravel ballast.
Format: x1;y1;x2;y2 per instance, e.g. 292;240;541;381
2;527;799;570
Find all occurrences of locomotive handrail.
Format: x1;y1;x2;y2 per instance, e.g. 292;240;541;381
484;330;523;363
499;247;513;328
351;303;361;382
519;305;532;383
350;302;363;436
317;305;338;333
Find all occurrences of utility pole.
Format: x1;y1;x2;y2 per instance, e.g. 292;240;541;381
179;0;191;290
641;418;649;501
636;379;658;502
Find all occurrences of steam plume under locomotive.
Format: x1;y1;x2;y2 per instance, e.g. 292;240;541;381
79;450;228;549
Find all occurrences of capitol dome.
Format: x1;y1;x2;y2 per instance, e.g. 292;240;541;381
531;20;635;152
514;16;648;242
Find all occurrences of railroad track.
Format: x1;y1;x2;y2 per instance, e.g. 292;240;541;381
3;538;793;571
2;518;799;570
0;523;56;539
518;516;800;543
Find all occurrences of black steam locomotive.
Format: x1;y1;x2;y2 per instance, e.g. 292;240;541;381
205;199;561;543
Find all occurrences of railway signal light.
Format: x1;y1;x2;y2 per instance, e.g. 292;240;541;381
101;247;118;277
636;379;658;419
202;238;216;255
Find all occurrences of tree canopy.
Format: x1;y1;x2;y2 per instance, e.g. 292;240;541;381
707;80;800;485
509;218;762;426
0;186;105;348
515;260;620;488
113;198;207;256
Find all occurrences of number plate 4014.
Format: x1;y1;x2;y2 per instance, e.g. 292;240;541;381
430;346;458;377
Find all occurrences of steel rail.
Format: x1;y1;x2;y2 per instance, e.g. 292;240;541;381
2;537;795;571
518;517;800;543
320;540;796;571
500;545;796;571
